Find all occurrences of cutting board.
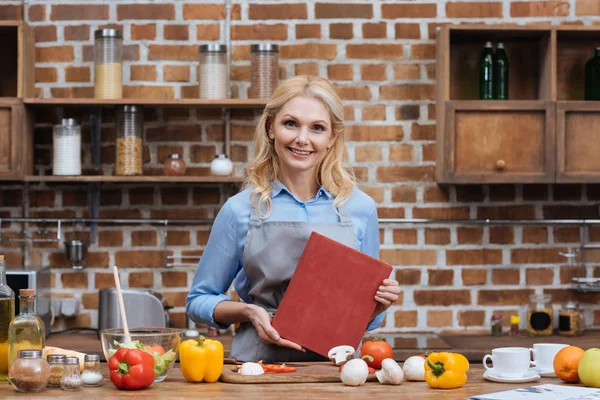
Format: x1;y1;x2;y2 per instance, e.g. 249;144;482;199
220;362;378;384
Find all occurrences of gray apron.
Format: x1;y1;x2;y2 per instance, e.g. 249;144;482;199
230;203;358;362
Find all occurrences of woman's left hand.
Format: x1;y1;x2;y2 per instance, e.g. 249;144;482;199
372;279;401;318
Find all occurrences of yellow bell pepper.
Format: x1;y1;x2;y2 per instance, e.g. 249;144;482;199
179;335;224;383
424;352;469;389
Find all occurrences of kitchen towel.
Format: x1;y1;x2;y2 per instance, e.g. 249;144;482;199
272;231;393;358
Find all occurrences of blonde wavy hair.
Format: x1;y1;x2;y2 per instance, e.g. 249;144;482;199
243;75;355;217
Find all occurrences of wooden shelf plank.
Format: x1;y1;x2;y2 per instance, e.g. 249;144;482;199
23;98;268;108
23;175;245;183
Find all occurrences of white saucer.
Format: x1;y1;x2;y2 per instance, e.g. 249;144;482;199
535;367;556;377
483;369;541;383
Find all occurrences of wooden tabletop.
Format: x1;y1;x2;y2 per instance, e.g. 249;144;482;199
0;364;585;399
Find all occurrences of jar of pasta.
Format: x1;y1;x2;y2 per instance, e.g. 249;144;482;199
199;44;228;99
527;294;553;336
250;44;279;99
94;29;123;99
558;301;584;336
115;105;144;176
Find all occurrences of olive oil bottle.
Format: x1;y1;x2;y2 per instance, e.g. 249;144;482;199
8;289;45;367
479;41;494;100
0;255;15;381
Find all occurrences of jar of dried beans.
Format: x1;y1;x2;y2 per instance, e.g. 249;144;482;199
527;294;553;336
250;44;279;99
115;105;144;176
199;44;228;99
94;29;123;99
558;301;584;336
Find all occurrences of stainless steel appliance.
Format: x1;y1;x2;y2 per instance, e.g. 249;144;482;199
6;266;52;337
98;289;172;331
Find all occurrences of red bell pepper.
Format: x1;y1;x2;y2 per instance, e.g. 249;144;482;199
109;348;156;390
257;361;296;373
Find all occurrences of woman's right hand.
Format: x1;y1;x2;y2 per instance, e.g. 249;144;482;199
245;304;305;352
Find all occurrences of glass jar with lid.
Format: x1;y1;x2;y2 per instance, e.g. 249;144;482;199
8;349;50;392
81;354;102;387
558;301;584;336
60;356;82;390
47;354;66;388
163;154;187;176
53;118;81;176
490;313;503;337
250;44;279;99
527;294;553;336
94;29;123;99
115;105;144;176
199;44;228;99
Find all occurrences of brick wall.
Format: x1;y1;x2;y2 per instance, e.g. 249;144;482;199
1;0;600;333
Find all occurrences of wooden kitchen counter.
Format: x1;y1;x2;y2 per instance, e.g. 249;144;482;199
0;364;586;399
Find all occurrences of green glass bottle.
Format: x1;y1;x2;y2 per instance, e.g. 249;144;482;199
479;42;494;100
584;47;600;100
493;42;509;100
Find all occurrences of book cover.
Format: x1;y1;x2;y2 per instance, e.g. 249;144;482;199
272;231;393;358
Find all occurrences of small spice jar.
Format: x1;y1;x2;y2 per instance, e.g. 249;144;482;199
210;154;233;176
81;354;102;387
527;294;553;336
199;44;228;99
47;354;66;388
509;315;520;336
250;44;279;99
558;301;584;336
60;357;82;391
115;105;144;176
94;29;123;99
163;153;187;176
491;313;503;336
53;118;81;176
8;349;50;392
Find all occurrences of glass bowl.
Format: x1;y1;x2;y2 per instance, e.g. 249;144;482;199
100;327;181;383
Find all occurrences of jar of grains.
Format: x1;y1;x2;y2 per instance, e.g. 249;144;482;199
52;118;81;176
527;294;553;336
558;301;584;336
199;44;228;99
115;105;144;176
250;44;279;99
47;354;66;388
8;349;50;393
94;29;123;99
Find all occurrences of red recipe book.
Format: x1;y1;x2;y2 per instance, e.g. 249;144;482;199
272;231;393;358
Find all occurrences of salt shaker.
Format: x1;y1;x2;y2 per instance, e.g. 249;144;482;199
81;354;102;387
60;356;82;391
210;154;233;176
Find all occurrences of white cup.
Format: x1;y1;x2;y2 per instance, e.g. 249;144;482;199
483;347;532;378
530;343;569;372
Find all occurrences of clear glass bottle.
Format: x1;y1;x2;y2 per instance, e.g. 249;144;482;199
53;118;82;176
509;315;520;336
61;356;82;391
0;255;15;381
491;313;503;336
527;294;553;336
558;301;584;336
199;44;228;99
479;41;494;100
115;105;144;176
8;289;45;366
163;153;187;176
81;354;102;387
94;29;123;99
250;43;279;99
8;349;49;392
47;354;66;388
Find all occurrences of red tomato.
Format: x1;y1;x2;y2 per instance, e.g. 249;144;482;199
359;339;393;369
144;343;165;355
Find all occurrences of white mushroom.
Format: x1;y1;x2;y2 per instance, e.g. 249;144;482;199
340;358;369;386
376;358;404;385
402;355;426;381
238;362;265;376
328;345;355;365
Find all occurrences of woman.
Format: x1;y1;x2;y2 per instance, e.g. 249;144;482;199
186;75;400;362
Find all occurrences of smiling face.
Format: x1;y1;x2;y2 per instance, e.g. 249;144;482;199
268;95;336;180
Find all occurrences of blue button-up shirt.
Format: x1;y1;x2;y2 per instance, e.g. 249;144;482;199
186;183;384;331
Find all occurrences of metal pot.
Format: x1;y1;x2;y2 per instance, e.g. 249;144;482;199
64;240;88;270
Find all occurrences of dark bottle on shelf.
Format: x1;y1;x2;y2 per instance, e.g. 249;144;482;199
585;47;600;100
479;41;494;100
493;42;509;100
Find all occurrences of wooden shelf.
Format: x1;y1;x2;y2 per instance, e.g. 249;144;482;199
22;175;245;183
23;98;268;108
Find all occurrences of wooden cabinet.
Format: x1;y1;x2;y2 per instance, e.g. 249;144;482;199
443;101;554;183
0;100;32;179
436;25;600;184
